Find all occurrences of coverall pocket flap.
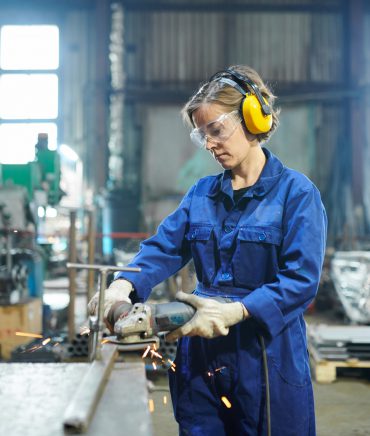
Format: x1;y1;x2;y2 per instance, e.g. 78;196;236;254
238;226;282;245
186;225;213;241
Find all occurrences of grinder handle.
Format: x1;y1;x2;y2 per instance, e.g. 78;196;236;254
152;301;196;332
152;296;231;333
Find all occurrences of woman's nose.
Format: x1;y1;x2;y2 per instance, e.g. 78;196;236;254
205;137;216;151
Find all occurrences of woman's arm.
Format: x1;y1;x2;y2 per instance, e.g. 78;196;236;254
115;184;197;301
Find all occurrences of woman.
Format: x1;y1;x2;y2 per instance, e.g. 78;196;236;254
89;65;327;435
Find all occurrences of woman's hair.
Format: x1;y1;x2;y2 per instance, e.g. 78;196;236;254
182;65;280;144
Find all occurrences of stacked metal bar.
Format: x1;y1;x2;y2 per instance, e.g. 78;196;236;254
308;325;370;361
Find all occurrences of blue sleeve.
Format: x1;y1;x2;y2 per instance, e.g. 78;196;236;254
242;185;327;338
115;184;196;301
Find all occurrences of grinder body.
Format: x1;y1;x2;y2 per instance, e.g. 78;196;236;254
107;300;196;343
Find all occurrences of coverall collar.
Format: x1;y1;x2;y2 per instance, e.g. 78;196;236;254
208;147;284;200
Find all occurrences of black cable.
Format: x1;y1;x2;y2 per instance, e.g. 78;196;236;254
258;334;271;436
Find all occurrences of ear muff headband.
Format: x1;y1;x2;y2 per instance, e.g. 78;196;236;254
211;69;273;135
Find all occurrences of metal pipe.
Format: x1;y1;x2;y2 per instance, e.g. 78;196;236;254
86;210;96;310
94;269;107;361
5;233;12;271
67;262;140;273
68;211;77;342
63;343;118;433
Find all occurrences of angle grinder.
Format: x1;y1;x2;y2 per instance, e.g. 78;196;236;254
105;296;233;349
105;300;197;349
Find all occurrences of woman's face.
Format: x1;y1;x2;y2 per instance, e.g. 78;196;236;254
192;103;257;170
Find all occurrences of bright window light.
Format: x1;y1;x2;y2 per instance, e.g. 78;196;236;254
0;74;58;119
0;25;59;70
0;123;57;164
59;144;79;162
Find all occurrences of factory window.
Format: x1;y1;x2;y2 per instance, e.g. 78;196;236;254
0;25;59;164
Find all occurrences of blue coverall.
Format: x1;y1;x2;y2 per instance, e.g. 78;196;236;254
117;147;327;436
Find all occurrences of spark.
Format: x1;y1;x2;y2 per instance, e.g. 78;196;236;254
27;345;43;353
221;396;232;409
101;339;109;344
167;359;176;367
170;366;176;372
15;332;43;339
152;362;157;370
150;349;163;359
53;342;60;347
163;395;167;405
148;399;155;413
42;338;51;346
142;345;151;358
215;366;226;373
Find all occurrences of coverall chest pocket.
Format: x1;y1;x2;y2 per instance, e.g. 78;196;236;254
186;224;215;285
233;226;282;288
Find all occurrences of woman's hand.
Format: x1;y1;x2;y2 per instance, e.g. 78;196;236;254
166;291;248;341
87;279;133;331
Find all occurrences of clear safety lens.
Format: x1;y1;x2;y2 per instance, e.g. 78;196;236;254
190;110;241;149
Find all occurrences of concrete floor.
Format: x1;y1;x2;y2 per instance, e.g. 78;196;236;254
148;373;370;436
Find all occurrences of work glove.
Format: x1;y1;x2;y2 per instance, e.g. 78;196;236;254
87;278;133;324
166;291;248;342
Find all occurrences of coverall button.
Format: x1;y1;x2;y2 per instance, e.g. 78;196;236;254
224;225;233;233
258;232;267;241
191;232;196;239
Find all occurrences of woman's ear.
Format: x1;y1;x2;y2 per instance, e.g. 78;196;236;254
241;123;258;143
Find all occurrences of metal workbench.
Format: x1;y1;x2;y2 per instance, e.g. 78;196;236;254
0;357;153;436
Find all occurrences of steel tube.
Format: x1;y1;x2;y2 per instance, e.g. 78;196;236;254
63;344;118;433
86;210;96;309
66;262;140;272
68;211;78;342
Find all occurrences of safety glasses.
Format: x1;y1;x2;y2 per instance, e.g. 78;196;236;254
190;110;242;149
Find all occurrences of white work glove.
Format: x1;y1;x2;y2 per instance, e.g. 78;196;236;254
87;279;133;321
166;291;248;342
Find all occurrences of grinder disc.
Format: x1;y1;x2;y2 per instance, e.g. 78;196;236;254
105;335;160;351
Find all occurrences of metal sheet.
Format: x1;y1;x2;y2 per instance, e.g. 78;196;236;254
0;359;153;436
89;361;153;436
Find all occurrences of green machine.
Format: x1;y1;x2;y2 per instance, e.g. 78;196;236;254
0;134;62;206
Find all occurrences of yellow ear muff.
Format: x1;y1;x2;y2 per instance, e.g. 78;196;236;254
241;94;272;134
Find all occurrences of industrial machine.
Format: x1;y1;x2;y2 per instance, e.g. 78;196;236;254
0;134;63;359
0;133;63;301
0;185;43;304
